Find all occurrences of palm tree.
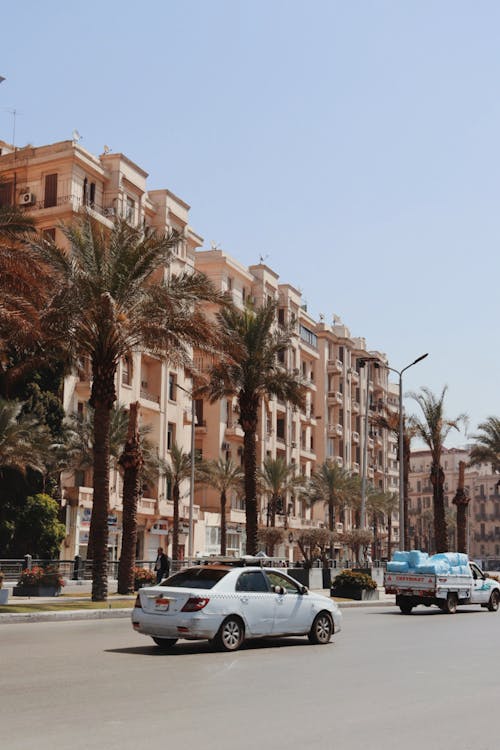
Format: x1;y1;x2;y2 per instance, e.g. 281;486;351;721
29;216;223;600
258;456;300;528
371;411;416;550
409;386;466;553
0;398;51;479
469;417;500;473
0;205;48;388
117;402;142;594
164;441;192;561
367;489;398;560
202;300;305;555
306;460;360;534
198;457;243;555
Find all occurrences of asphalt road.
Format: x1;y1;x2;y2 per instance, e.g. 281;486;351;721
1;604;499;750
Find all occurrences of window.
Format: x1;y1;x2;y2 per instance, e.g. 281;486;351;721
265;571;300;594
276;418;285;441
0;181;13;207
44;174;58;208
299;325;317;348
168;373;176;401
126;196;135;223
167;422;175;451
42;227;56;242
161;567;229;589
236;571;269;592
122;356;132;386
278;308;285;326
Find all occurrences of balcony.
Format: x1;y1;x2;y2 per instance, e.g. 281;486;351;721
351;400;360;413
140;388;160;407
327;358;343;373
352;462;360;473
225;420;244;437
195;419;208;434
352;431;360;443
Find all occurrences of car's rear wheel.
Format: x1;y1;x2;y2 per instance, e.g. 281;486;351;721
308;612;333;644
487;590;500;612
213;616;245;652
152;637;178;649
442;593;458;614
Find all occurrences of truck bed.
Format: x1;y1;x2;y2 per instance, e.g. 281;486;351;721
384;571;473;599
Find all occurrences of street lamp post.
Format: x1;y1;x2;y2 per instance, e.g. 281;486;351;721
176;383;196;560
386;353;428;550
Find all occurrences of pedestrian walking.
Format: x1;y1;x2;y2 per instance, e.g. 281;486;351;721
154;547;170;583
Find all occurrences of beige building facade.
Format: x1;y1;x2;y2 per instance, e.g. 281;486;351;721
1;135;402;562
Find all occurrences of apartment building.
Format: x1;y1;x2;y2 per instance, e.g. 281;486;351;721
0;137;201;561
1;135;402;562
408;447;500;567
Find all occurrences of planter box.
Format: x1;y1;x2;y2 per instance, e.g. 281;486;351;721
0;589;8;604
330;586;379;601
13;585;61;597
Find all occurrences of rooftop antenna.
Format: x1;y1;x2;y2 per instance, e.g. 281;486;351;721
2;108;21;148
259;253;269;263
332;314;342;325
72;129;82;144
210;240;221;250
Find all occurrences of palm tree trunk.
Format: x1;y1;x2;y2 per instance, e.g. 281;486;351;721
243;426;258;555
90;399;112;601
173;483;180;561
431;463;448;552
220;489;227;556
117;403;142;595
403;434;411;550
328;498;335;532
271;493;277;527
388;516;392;558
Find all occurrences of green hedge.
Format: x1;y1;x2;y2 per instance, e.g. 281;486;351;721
332;570;377;590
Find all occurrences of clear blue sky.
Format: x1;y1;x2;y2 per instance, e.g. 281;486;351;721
2;1;499;447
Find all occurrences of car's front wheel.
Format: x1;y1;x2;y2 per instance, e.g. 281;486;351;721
308;612;333;644
152;637;178;649
487;590;500;612
212;616;245;651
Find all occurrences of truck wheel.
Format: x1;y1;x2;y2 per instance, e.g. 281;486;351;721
487;590;500;612
443;593;458;614
399;601;413;615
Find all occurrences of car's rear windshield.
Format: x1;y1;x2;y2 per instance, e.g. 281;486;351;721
160;568;229;590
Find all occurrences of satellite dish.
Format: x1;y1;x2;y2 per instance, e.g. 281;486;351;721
103;144;111;154
72;129;82;142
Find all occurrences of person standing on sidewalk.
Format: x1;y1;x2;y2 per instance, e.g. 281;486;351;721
155;548;170;583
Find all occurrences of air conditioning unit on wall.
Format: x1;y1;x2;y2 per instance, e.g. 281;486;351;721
19;191;35;206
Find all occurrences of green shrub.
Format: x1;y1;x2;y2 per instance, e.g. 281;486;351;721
332;569;377;590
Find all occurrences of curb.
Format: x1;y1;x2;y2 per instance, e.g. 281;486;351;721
0;596;396;624
0;608;134;624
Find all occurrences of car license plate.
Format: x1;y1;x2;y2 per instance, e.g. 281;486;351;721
155;597;170;611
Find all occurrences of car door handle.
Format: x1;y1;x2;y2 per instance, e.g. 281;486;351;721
240;596;249;604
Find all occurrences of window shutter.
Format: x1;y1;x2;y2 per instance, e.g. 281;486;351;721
44;173;58;208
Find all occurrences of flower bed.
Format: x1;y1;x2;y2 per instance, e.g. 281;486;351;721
13;565;65;597
331;569;379;600
133;567;156;590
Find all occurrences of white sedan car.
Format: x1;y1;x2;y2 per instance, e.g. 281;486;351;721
132;564;342;651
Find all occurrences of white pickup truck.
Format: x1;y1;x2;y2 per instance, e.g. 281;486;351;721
384;560;500;615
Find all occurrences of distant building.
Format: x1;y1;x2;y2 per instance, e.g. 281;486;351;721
408;447;500;568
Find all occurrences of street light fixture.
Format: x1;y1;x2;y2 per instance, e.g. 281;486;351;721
175;382;196;560
385;353;428;551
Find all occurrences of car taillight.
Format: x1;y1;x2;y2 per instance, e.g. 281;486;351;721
181;596;210;612
134;594;142;608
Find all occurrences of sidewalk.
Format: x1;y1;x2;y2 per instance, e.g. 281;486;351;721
0;581;396;624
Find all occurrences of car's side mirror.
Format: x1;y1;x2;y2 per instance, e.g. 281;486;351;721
273;585;286;595
300;585;308;595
